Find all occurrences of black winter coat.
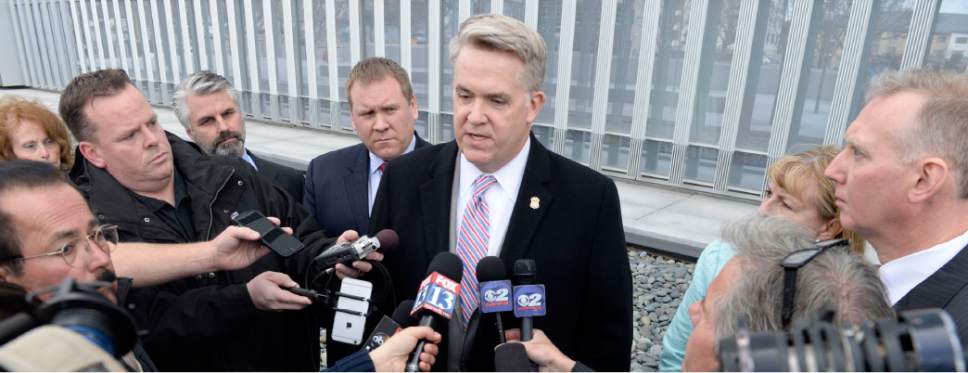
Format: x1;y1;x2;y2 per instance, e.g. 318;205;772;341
70;133;335;371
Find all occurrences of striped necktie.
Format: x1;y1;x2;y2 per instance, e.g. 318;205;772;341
456;174;498;327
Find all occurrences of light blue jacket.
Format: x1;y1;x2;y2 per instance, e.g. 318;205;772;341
658;241;736;371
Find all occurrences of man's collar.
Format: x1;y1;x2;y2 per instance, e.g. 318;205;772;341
368;134;417;174
242;149;258;170
458;137;531;199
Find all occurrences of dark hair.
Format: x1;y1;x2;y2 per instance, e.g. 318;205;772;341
0;282;32;320
59;69;133;142
0;160;70;275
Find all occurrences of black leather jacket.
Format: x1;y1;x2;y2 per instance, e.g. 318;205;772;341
70;133;334;371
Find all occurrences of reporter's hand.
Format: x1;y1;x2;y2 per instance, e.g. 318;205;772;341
210;217;290;270
369;326;441;372
505;328;576;372
245;271;312;311
333;230;385;279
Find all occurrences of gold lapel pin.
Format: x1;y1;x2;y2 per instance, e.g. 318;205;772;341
530;196;540;210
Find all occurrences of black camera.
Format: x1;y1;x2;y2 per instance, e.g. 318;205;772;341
0;278;137;358
718;308;965;372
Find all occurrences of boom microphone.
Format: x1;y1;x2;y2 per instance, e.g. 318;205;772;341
404;252;463;372
477;256;511;344
314;229;399;271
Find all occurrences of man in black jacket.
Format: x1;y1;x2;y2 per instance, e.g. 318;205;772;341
60;69;373;371
370;14;632;371
174;71;306;202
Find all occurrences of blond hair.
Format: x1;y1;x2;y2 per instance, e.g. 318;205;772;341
768;145;865;253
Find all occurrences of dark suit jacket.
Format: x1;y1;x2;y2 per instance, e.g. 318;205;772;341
894;243;968;342
250;151;306;203
369;135;633;371
303;135;429;236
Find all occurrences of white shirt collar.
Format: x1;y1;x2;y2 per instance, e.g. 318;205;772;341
369;135;417;175
242;149;258;170
879;228;968;305
458;138;530;203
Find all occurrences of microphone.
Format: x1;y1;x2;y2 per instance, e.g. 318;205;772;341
363;300;415;352
477;256;512;343
314;229;399;272
494;342;534;372
513;259;545;342
405;252;463;372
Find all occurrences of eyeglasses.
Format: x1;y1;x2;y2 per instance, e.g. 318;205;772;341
2;224;119;268
780;238;847;328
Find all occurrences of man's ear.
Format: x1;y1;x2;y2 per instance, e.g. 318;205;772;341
910;157;949;203
526;90;546;125
78;141;107;169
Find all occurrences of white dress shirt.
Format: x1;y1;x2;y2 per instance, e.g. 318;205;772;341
368;136;417;215
455;138;531;257
879;228;968;305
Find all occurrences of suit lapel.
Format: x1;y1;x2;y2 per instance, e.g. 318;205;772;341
499;135;553;267
420;142;460;257
895;243;968;311
345;145;371;234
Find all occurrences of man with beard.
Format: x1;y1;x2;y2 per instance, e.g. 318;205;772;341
174;71;305;202
0;160;284;370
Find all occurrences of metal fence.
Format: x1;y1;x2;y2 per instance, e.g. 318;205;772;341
9;0;968;200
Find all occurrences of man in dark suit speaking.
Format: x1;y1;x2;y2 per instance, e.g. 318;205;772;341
824;70;968;341
304;58;429;238
370;14;632;371
174;71;306;202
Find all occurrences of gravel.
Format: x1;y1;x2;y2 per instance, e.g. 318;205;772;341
629;248;694;372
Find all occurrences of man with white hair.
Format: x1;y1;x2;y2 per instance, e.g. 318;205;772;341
824;69;968;341
174;71;305;201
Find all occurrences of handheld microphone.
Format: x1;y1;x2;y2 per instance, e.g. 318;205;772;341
477;256;511;344
513;259;545;342
363;300;415;352
314;229;399;272
405;252;463;372
494;342;535;372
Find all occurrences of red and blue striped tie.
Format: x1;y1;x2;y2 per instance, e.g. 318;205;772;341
456;174;498;327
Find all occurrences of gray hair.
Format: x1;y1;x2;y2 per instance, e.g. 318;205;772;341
866;69;968;199
448;13;547;92
173;71;241;129
712;215;893;345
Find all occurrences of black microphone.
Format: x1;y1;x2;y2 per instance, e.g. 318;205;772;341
513;259;541;342
405;252;463;372
363;300;415;351
477;256;511;343
314;229;399;272
494;342;534;372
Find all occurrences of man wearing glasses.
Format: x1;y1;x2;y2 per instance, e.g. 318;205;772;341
681;215;893;371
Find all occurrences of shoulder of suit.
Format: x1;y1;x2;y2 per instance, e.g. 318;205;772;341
543;148;615;188
308;143;368;167
387;141;450;169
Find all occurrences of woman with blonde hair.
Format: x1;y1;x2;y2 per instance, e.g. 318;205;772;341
659;144;865;371
0;96;73;171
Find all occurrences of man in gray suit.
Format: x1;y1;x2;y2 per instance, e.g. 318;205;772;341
824;69;968;341
174;71;306;202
